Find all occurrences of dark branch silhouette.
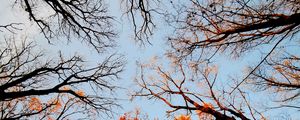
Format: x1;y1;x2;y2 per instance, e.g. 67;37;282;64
127;0;300;119
0;39;124;119
17;0;116;52
133;63;255;120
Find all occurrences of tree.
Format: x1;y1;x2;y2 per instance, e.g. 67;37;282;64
0;39;123;119
127;0;300;119
17;0;116;52
134;61;252;120
1;0;124;119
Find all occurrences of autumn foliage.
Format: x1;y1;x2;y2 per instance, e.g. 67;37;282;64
1;0;300;119
0;0;123;119
128;0;300;119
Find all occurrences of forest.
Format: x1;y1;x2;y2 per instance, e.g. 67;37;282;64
0;0;299;120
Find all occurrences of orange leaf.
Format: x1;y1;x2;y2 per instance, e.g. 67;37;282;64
76;90;85;97
174;114;191;120
119;115;126;120
203;102;213;109
51;100;62;112
29;97;42;111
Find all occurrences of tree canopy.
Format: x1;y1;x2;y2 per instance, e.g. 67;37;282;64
128;0;300;119
0;0;123;119
1;0;300;119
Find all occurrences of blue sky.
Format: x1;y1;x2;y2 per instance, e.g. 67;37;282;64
1;0;299;119
0;1;169;119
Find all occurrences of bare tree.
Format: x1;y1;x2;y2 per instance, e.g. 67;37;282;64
15;0;116;52
126;0;300;119
0;0;125;119
164;0;300;98
0;39;124;119
121;0;161;44
133;61;261;120
250;54;300;102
